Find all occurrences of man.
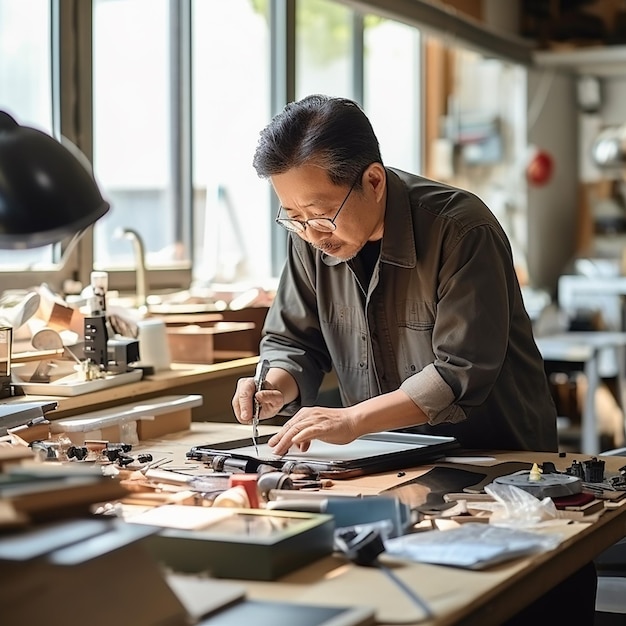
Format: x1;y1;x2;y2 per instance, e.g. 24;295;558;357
232;95;596;625
232;94;558;457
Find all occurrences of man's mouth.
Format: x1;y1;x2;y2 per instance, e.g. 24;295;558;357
314;238;339;253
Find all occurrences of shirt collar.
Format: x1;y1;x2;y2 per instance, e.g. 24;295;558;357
380;168;417;268
320;166;417;268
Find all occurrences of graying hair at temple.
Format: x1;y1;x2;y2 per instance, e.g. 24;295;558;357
252;94;383;188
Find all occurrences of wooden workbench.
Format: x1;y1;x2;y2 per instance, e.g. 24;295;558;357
8;358;259;422
133;423;626;626
7;357;339;424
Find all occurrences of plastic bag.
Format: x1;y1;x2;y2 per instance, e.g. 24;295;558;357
484;482;558;528
384;522;561;569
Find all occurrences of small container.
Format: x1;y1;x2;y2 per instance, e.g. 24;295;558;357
0;326;12;399
583;457;605;483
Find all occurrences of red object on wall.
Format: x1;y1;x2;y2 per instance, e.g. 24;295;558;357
526;149;554;186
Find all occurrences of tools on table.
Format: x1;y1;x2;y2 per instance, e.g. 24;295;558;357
252;358;269;455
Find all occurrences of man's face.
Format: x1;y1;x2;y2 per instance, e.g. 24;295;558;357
271;163;386;261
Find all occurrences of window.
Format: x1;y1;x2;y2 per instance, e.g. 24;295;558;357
191;0;271;285
92;0;187;279
364;18;421;173
0;0;54;269
295;0;354;100
0;0;52;130
0;0;439;295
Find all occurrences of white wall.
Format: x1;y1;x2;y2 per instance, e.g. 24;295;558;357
527;69;579;293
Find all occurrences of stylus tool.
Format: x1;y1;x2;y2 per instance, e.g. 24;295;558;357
252;358;270;455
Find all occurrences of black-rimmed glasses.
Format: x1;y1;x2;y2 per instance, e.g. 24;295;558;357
275;172;362;234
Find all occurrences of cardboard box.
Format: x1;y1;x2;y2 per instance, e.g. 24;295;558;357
50;394;203;445
136;407;192;440
167;322;255;364
142;508;335;580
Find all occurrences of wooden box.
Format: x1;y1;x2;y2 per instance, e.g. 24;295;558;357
166;321;256;364
50;395;203;444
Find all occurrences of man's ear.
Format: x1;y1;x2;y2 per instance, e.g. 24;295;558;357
363;163;386;202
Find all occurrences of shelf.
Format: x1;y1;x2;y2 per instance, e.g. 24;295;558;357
534;45;626;76
4;357;259;420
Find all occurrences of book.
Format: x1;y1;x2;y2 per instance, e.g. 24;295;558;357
0;401;57;436
0;470;128;525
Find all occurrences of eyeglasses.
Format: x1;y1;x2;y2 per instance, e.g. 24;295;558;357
275;172;362;234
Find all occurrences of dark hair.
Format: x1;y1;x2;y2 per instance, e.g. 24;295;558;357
252;94;383;188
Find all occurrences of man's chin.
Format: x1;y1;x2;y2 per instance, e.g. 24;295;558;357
325;251;357;262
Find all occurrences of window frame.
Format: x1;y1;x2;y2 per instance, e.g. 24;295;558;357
89;0;193;294
0;0;194;295
1;0;429;294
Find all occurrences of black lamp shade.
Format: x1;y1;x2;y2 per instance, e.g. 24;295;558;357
0;111;110;249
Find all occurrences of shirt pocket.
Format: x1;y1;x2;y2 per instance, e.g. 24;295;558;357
396;300;436;331
395;300;436;377
320;302;367;372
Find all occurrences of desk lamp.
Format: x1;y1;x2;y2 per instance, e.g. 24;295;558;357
0;110;110;249
0;110;110;396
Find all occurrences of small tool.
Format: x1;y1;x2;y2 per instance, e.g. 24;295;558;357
252;358;270;455
29;328;65;383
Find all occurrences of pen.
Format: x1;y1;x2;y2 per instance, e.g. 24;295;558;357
253;358;270;455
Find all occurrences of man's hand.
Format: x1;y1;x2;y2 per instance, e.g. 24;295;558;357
268;406;360;456
232;376;284;424
266;390;429;456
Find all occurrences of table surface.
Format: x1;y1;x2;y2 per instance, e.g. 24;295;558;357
5;357;258;417
535;331;626;455
133;423;626;626
536;331;626;361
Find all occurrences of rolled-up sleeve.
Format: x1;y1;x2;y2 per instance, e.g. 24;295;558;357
400;363;462;424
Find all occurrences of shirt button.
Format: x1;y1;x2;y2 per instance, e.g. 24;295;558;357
410;364;416;372
359;362;365;368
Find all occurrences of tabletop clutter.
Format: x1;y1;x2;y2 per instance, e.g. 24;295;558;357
3;414;626;583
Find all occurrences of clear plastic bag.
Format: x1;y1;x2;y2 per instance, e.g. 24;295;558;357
484;482;558;528
384;522;562;569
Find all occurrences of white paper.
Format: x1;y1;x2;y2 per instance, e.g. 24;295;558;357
384;523;562;569
124;504;235;530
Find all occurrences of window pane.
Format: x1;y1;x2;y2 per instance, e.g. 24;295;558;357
364;18;421;173
191;0;271;284
0;0;53;268
92;0;185;270
296;0;353;100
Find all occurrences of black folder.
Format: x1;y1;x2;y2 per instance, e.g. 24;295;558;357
187;431;459;479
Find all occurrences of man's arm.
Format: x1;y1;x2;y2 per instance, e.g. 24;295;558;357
268;389;428;455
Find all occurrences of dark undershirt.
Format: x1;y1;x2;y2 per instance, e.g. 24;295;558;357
351;240;381;291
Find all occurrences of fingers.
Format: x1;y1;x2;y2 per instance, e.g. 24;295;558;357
268;407;358;456
232;377;256;424
232;377;284;424
268;417;318;456
296;440;311;453
268;429;305;457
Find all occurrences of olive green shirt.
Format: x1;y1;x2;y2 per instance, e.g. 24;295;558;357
260;168;558;452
